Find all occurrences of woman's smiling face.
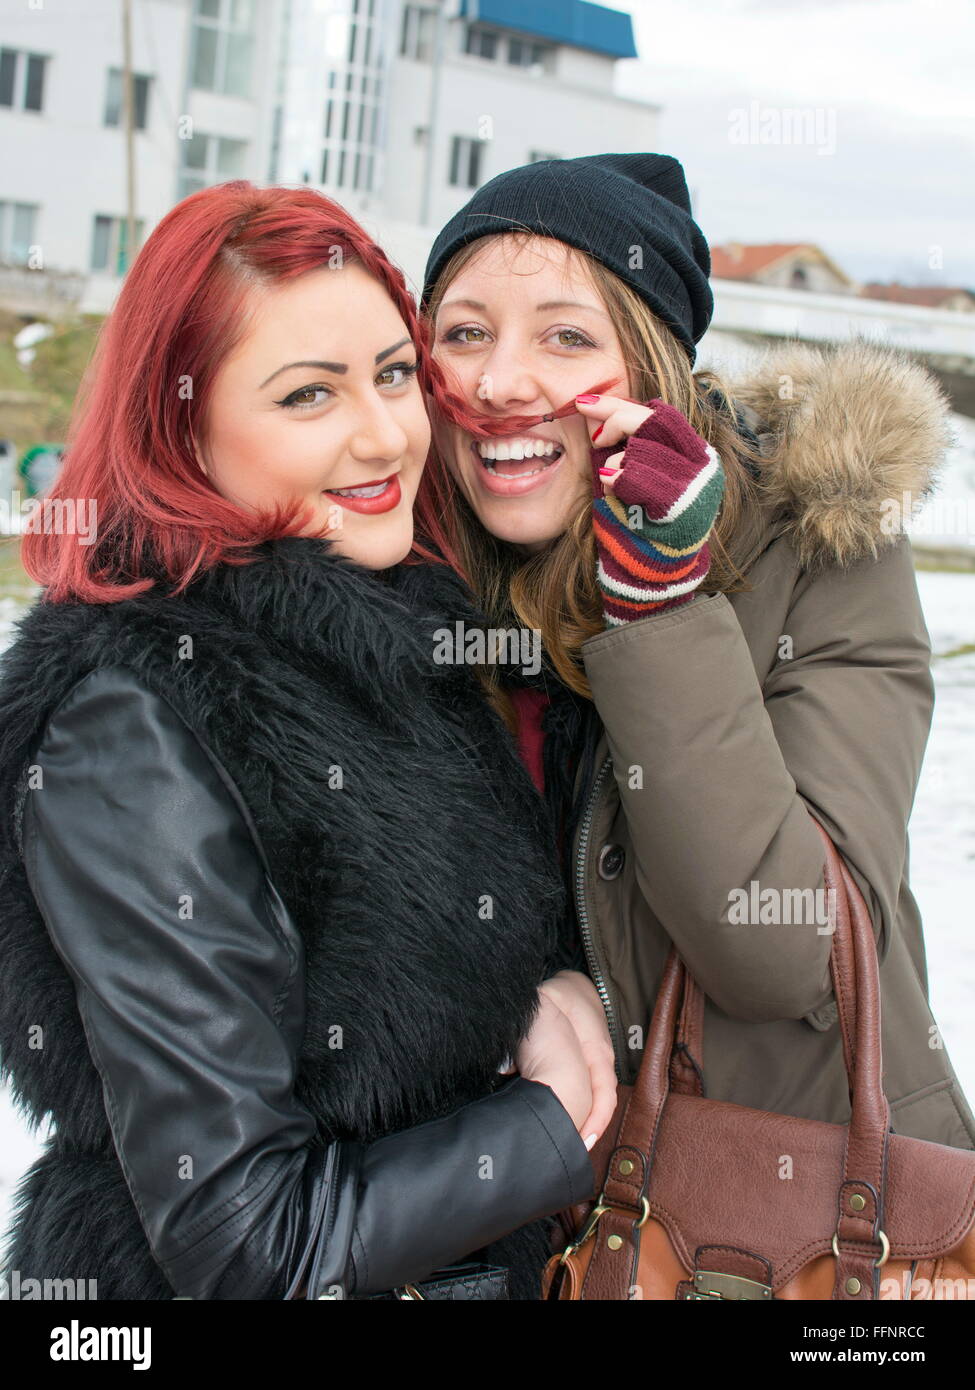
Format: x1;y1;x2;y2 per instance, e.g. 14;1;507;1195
430;235;632;549
199;261;430;570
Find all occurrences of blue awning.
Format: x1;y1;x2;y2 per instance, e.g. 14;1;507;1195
458;0;638;60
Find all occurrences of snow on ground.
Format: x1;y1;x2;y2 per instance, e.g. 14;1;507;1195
906;571;975;1111
0;598;28;653
1;562;974;1255
0;601;17;650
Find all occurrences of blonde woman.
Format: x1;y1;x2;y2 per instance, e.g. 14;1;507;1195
418;153;975;1164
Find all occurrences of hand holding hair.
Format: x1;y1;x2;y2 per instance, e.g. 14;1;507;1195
575;395;725;626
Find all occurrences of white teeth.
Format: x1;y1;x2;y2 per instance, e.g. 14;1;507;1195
332;481;388;498
484;462;548;479
476;438;561;462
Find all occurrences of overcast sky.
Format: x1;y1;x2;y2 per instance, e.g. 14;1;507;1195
615;0;973;287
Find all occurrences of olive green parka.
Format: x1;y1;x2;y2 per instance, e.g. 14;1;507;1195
574;338;975;1149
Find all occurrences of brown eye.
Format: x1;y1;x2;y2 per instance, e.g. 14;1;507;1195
276;384;332;410
553;329;593;348
446;326;487;344
375;362;420;388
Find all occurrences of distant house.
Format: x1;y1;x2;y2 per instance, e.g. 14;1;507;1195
709;243;855;295
859;284;975;313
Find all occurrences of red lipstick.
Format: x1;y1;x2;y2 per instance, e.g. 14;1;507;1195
323;474;402;514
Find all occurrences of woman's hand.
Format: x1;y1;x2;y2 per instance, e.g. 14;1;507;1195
573;393;725;625
573;391;656;475
513;991;595;1141
538;970;618;1143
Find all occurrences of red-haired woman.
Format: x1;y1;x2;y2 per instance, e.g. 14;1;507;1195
0;182;597;1301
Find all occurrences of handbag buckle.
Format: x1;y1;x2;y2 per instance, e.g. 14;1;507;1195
684;1269;773;1300
559;1202;611;1264
559;1196;651;1265
831;1227;890;1267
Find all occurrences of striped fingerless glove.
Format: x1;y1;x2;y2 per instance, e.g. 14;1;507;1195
591;400;725;626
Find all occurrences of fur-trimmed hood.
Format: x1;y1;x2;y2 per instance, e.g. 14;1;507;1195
725;337;955;572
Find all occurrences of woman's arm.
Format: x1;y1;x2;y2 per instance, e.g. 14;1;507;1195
581;532;933;1023
23;665;593;1299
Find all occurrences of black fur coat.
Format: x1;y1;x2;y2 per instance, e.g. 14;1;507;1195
0;538;566;1298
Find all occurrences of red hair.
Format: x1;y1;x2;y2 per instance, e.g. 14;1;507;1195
23;181;534;603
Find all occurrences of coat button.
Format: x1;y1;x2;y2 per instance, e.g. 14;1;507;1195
597;843;625;880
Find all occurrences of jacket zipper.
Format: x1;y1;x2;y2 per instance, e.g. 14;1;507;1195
573;753;623;1072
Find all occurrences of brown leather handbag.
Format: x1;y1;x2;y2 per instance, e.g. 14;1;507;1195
543;820;975;1300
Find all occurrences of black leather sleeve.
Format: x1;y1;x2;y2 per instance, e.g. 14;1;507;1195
21;665;594;1300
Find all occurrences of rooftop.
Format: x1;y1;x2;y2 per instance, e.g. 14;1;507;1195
458;0;638;60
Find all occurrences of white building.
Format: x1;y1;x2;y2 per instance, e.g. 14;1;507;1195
0;0;657;312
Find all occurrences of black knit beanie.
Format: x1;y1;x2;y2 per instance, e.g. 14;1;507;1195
420;153;713;364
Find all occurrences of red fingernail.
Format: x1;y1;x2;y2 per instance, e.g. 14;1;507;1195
575;393;600;403
591;424;604;441
598;466;616;477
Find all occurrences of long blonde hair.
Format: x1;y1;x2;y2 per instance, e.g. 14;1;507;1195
422;232;767;702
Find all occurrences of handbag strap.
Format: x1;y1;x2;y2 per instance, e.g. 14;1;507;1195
668;964;705;1096
816;823;892;1299
663;826;861;1097
598;814;891;1299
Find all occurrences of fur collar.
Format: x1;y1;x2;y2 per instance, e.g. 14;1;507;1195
726;338;954;571
0;539;564;1148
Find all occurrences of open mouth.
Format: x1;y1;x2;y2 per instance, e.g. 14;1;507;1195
329;481;391;499
470;439;567;500
470;436;565;482
323;473;402;514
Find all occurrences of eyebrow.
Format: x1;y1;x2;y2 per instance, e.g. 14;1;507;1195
439;297;609;317
258;336;413;389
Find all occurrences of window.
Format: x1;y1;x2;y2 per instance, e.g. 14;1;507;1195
91;215;145;275
508;38;550;70
400;4;436;61
0;50;14;106
0;201;39;264
449;135;483;189
191;0;254;99
0;48;48;112
465;25;498;59
24;53;45;109
178;132;248;199
104;68;151;129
